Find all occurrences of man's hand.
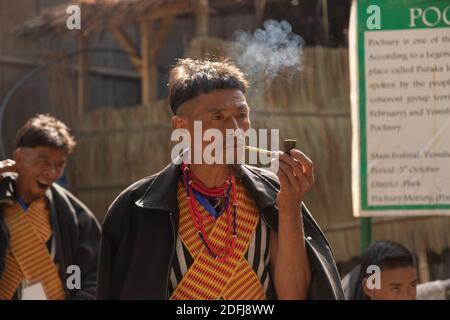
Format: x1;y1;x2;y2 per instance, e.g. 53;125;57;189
269;149;314;299
0;159;18;179
275;149;315;212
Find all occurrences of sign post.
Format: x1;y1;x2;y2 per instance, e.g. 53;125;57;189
349;0;450;251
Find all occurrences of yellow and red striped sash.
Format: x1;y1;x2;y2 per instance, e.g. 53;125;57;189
171;180;266;300
0;200;65;300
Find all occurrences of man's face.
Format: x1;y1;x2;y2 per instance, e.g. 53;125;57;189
363;266;418;300
13;146;67;202
172;89;251;164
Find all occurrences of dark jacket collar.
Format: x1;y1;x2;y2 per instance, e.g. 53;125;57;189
136;161;278;214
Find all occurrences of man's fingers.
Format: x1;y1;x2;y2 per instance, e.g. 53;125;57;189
273;152;314;193
0;159;17;172
282;149;315;185
0;159;16;169
289;149;313;175
292;155;314;186
0;159;15;166
279;152;306;180
278;153;313;190
278;161;301;189
286;162;312;192
276;161;291;189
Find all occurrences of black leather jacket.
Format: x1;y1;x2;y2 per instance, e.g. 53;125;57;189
97;162;345;300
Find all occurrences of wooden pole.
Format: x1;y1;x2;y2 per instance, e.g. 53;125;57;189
77;34;89;117
321;0;329;45
418;247;430;283
140;15;176;105
254;0;267;26
195;0;209;37
151;16;176;60
112;27;142;71
360;217;372;253
140;20;157;104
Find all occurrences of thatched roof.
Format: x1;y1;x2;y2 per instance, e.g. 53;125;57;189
16;0;195;39
16;0;286;39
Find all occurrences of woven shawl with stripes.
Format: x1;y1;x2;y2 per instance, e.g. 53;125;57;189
0;200;65;300
170;180;266;300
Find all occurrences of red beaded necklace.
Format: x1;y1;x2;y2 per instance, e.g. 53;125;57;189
181;162;237;262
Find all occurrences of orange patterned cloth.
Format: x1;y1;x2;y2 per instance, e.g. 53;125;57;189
0;200;65;300
170;180;266;300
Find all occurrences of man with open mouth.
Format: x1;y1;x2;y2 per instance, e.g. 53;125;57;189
0;115;100;300
98;58;344;300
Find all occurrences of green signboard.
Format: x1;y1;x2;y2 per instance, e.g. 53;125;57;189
350;0;450;217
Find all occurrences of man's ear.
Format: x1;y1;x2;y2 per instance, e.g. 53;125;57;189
12;148;23;167
362;278;374;299
171;115;188;130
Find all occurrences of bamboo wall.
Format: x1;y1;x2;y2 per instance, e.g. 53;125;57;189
68;38;450;266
